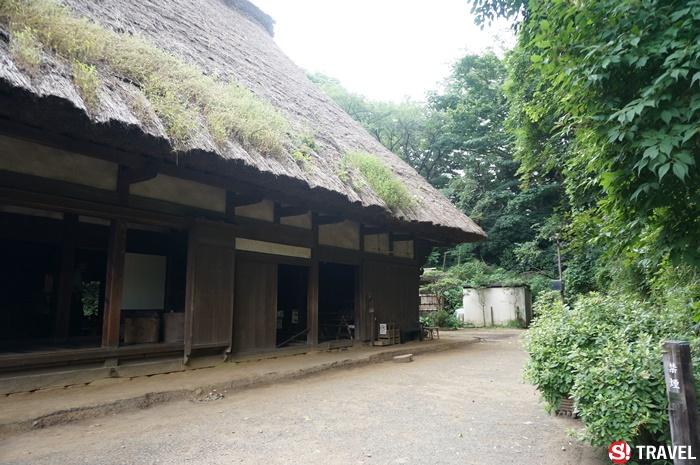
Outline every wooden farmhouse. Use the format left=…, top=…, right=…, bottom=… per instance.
left=0, top=0, right=484, bottom=380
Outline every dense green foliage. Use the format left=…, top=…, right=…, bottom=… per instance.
left=419, top=310, right=464, bottom=330
left=474, top=0, right=700, bottom=270
left=526, top=282, right=698, bottom=447
left=465, top=0, right=700, bottom=453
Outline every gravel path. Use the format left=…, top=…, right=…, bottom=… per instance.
left=0, top=331, right=604, bottom=465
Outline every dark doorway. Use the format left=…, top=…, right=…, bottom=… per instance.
left=276, top=264, right=309, bottom=347
left=0, top=209, right=109, bottom=352
left=318, top=263, right=356, bottom=343
left=0, top=239, right=61, bottom=347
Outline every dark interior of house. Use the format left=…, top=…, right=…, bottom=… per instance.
left=318, top=262, right=356, bottom=342
left=0, top=209, right=109, bottom=352
left=0, top=208, right=189, bottom=352
left=276, top=264, right=308, bottom=347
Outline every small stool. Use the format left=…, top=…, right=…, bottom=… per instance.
left=422, top=325, right=440, bottom=340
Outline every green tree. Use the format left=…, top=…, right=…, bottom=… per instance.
left=434, top=53, right=562, bottom=273
left=310, top=57, right=563, bottom=278
left=472, top=0, right=700, bottom=271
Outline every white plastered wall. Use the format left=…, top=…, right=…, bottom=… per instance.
left=364, top=233, right=390, bottom=255
left=280, top=212, right=311, bottom=229
left=235, top=238, right=311, bottom=259
left=0, top=135, right=118, bottom=190
left=235, top=199, right=275, bottom=222
left=130, top=174, right=226, bottom=213
left=319, top=220, right=360, bottom=249
left=461, top=287, right=530, bottom=327
left=392, top=240, right=414, bottom=259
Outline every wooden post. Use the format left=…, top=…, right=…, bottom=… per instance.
left=225, top=191, right=236, bottom=223
left=663, top=341, right=700, bottom=464
left=54, top=213, right=78, bottom=340
left=357, top=224, right=365, bottom=341
left=101, top=219, right=127, bottom=347
left=555, top=237, right=564, bottom=301
left=307, top=213, right=319, bottom=345
left=368, top=295, right=375, bottom=345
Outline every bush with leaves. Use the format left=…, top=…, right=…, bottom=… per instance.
left=420, top=310, right=463, bottom=330
left=420, top=273, right=463, bottom=312
left=525, top=290, right=696, bottom=447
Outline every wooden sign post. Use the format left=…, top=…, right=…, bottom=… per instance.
left=663, top=341, right=700, bottom=465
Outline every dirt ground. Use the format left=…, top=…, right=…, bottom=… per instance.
left=0, top=331, right=605, bottom=465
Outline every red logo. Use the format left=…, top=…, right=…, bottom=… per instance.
left=608, top=441, right=631, bottom=464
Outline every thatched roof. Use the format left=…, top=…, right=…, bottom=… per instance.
left=0, top=0, right=485, bottom=244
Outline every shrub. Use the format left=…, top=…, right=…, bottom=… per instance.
left=342, top=151, right=415, bottom=211
left=420, top=310, right=462, bottom=329
left=528, top=274, right=552, bottom=303
left=420, top=274, right=463, bottom=312
left=525, top=291, right=695, bottom=447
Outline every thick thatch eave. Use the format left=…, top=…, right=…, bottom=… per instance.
left=0, top=0, right=486, bottom=244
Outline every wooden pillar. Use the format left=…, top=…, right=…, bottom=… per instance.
left=663, top=341, right=700, bottom=464
left=307, top=213, right=319, bottom=345
left=357, top=224, right=365, bottom=341
left=101, top=219, right=127, bottom=347
left=54, top=213, right=78, bottom=339
left=225, top=191, right=236, bottom=223
left=273, top=201, right=281, bottom=224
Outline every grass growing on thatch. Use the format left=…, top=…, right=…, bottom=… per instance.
left=9, top=26, right=42, bottom=71
left=71, top=60, right=99, bottom=110
left=342, top=151, right=415, bottom=211
left=0, top=0, right=288, bottom=153
left=291, top=134, right=317, bottom=169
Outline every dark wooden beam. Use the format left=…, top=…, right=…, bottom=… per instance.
left=273, top=201, right=281, bottom=224
left=0, top=186, right=187, bottom=230
left=317, top=245, right=362, bottom=266
left=307, top=213, right=319, bottom=345
left=0, top=119, right=480, bottom=245
left=119, top=161, right=158, bottom=184
left=117, top=164, right=158, bottom=204
left=102, top=219, right=127, bottom=348
left=233, top=216, right=313, bottom=248
left=358, top=224, right=365, bottom=252
left=392, top=233, right=413, bottom=242
left=54, top=213, right=78, bottom=339
left=225, top=191, right=236, bottom=223
left=228, top=193, right=264, bottom=208
left=0, top=169, right=117, bottom=206
left=316, top=215, right=344, bottom=226
left=0, top=342, right=184, bottom=372
left=277, top=205, right=308, bottom=218
left=363, top=226, right=391, bottom=235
